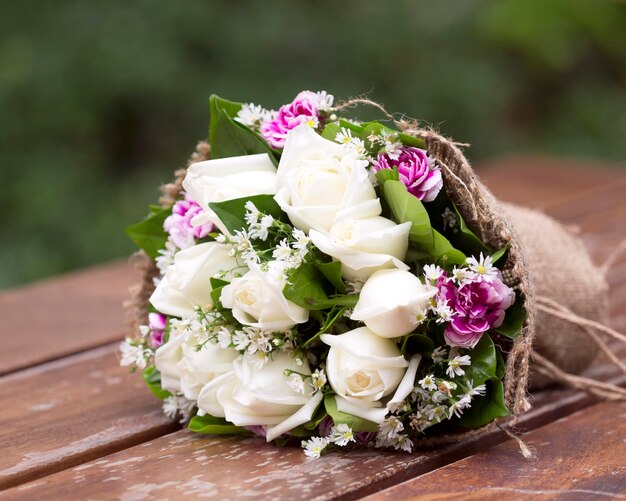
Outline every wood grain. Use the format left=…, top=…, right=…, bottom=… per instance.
left=0, top=345, right=177, bottom=490
left=362, top=401, right=626, bottom=501
left=0, top=260, right=138, bottom=376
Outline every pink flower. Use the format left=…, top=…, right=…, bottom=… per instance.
left=437, top=273, right=515, bottom=348
left=148, top=312, right=167, bottom=348
left=373, top=147, right=443, bottom=202
left=163, top=196, right=213, bottom=249
left=260, top=91, right=324, bottom=149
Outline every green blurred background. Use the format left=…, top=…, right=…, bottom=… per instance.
left=1, top=0, right=625, bottom=289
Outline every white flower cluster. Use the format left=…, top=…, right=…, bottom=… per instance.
left=119, top=338, right=151, bottom=369
left=375, top=416, right=413, bottom=452
left=367, top=128, right=403, bottom=160
left=235, top=103, right=275, bottom=129
left=334, top=128, right=368, bottom=160
left=162, top=394, right=196, bottom=424
left=285, top=368, right=327, bottom=395
left=301, top=423, right=355, bottom=458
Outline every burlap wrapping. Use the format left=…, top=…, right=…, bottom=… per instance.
left=126, top=127, right=612, bottom=446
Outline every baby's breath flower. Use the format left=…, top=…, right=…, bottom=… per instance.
left=446, top=354, right=471, bottom=378
left=310, top=369, right=327, bottom=393
left=378, top=416, right=404, bottom=440
left=423, top=264, right=444, bottom=283
left=235, top=103, right=274, bottom=129
left=302, top=436, right=329, bottom=458
left=330, top=423, right=355, bottom=447
left=465, top=379, right=487, bottom=397
left=466, top=253, right=499, bottom=282
left=451, top=266, right=477, bottom=286
left=418, top=374, right=437, bottom=391
left=441, top=207, right=457, bottom=230
left=431, top=346, right=447, bottom=364
left=287, top=373, right=306, bottom=394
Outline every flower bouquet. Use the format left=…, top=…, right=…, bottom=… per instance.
left=121, top=91, right=619, bottom=457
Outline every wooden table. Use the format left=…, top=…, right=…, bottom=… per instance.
left=1, top=156, right=625, bottom=500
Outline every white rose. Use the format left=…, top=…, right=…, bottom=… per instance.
left=310, top=216, right=412, bottom=281
left=155, top=333, right=238, bottom=400
left=197, top=352, right=324, bottom=442
left=320, top=327, right=409, bottom=423
left=220, top=268, right=308, bottom=331
left=351, top=269, right=438, bottom=338
left=150, top=242, right=243, bottom=318
left=274, top=124, right=379, bottom=233
left=182, top=153, right=278, bottom=233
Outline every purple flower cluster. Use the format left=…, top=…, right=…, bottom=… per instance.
left=373, top=147, right=443, bottom=202
left=163, top=196, right=213, bottom=250
left=148, top=313, right=167, bottom=348
left=260, top=91, right=325, bottom=149
left=437, top=272, right=515, bottom=348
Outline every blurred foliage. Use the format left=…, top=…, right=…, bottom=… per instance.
left=0, top=0, right=624, bottom=289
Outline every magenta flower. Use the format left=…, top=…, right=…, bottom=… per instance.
left=437, top=273, right=515, bottom=348
left=148, top=312, right=167, bottom=348
left=373, top=147, right=443, bottom=202
left=163, top=196, right=213, bottom=250
left=260, top=91, right=325, bottom=149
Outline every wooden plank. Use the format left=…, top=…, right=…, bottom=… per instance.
left=0, top=345, right=177, bottom=490
left=0, top=260, right=139, bottom=376
left=361, top=401, right=626, bottom=501
left=477, top=155, right=625, bottom=210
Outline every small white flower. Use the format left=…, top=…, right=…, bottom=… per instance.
left=304, top=115, right=320, bottom=129
left=419, top=374, right=437, bottom=391
left=314, top=91, right=334, bottom=112
left=302, top=436, right=329, bottom=458
left=409, top=412, right=430, bottom=432
left=217, top=327, right=232, bottom=349
left=432, top=298, right=455, bottom=324
left=387, top=400, right=408, bottom=414
left=392, top=434, right=413, bottom=452
left=119, top=338, right=148, bottom=369
left=162, top=395, right=196, bottom=424
left=139, top=325, right=151, bottom=337
left=437, top=380, right=456, bottom=395
left=431, top=346, right=447, bottom=364
left=273, top=239, right=293, bottom=261
left=235, top=103, right=274, bottom=128
left=446, top=354, right=471, bottom=378
left=451, top=266, right=477, bottom=286
left=423, top=264, right=444, bottom=283
left=424, top=404, right=447, bottom=423
left=330, top=423, right=355, bottom=447
left=244, top=201, right=260, bottom=226
left=155, top=239, right=177, bottom=275
left=458, top=394, right=473, bottom=409
left=335, top=128, right=354, bottom=145
left=287, top=373, right=306, bottom=394
left=441, top=207, right=457, bottom=230
left=466, top=253, right=499, bottom=282
left=465, top=379, right=487, bottom=397
left=310, top=369, right=327, bottom=393
left=378, top=416, right=404, bottom=440
left=232, top=330, right=251, bottom=351
left=448, top=400, right=465, bottom=419
left=292, top=228, right=310, bottom=251
left=431, top=390, right=449, bottom=404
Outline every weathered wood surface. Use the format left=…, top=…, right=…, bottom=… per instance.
left=0, top=345, right=177, bottom=490
left=0, top=261, right=138, bottom=376
left=0, top=158, right=624, bottom=499
left=363, top=401, right=626, bottom=501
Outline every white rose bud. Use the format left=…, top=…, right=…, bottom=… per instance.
left=197, top=352, right=324, bottom=442
left=182, top=153, right=278, bottom=233
left=320, top=327, right=409, bottom=423
left=310, top=216, right=411, bottom=281
left=155, top=332, right=238, bottom=400
left=274, top=124, right=379, bottom=233
left=150, top=242, right=243, bottom=319
left=220, top=268, right=308, bottom=332
left=351, top=269, right=437, bottom=338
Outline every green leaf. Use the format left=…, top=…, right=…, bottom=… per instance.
left=301, top=294, right=359, bottom=311
left=283, top=263, right=329, bottom=309
left=450, top=202, right=489, bottom=256
left=209, top=94, right=276, bottom=160
left=125, top=207, right=170, bottom=259
left=320, top=122, right=343, bottom=142
left=400, top=333, right=435, bottom=356
left=188, top=414, right=248, bottom=435
left=324, top=394, right=379, bottom=432
left=462, top=335, right=498, bottom=387
left=491, top=244, right=509, bottom=264
left=337, top=119, right=365, bottom=135
left=315, top=261, right=346, bottom=294
left=375, top=166, right=399, bottom=185
left=383, top=180, right=434, bottom=248
left=431, top=229, right=467, bottom=266
left=142, top=367, right=171, bottom=400
left=398, top=131, right=426, bottom=149
left=458, top=380, right=509, bottom=428
left=209, top=194, right=286, bottom=234
left=494, top=295, right=526, bottom=339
